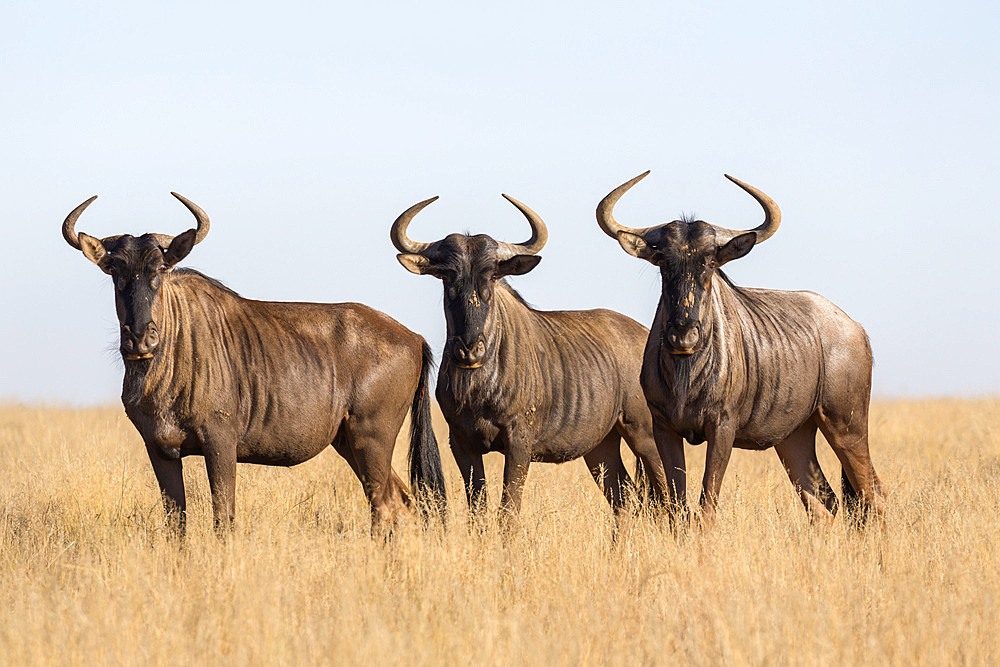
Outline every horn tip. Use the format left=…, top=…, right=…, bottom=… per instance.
left=629, top=170, right=651, bottom=185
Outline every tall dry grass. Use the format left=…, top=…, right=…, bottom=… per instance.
left=1, top=399, right=998, bottom=665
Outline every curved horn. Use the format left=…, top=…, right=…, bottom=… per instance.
left=496, top=194, right=548, bottom=259
left=711, top=175, right=781, bottom=245
left=596, top=171, right=651, bottom=239
left=62, top=196, right=98, bottom=250
left=171, top=192, right=210, bottom=244
left=390, top=197, right=438, bottom=254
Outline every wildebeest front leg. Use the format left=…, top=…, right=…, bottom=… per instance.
left=144, top=442, right=186, bottom=533
left=450, top=436, right=487, bottom=516
left=202, top=431, right=237, bottom=534
left=498, top=428, right=531, bottom=527
left=653, top=423, right=687, bottom=519
left=700, top=422, right=735, bottom=526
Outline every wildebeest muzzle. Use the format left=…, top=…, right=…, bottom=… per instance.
left=121, top=322, right=159, bottom=360
left=665, top=321, right=700, bottom=355
left=451, top=335, right=487, bottom=369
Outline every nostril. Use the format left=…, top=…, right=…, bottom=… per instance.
left=140, top=332, right=159, bottom=351
left=681, top=328, right=699, bottom=348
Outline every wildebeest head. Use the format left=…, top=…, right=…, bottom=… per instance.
left=597, top=172, right=780, bottom=354
left=62, top=194, right=210, bottom=361
left=391, top=195, right=547, bottom=369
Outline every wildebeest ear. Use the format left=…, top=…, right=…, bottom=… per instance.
left=397, top=253, right=435, bottom=275
left=617, top=232, right=654, bottom=262
left=78, top=233, right=111, bottom=273
left=716, top=232, right=756, bottom=266
left=496, top=255, right=541, bottom=277
left=163, top=228, right=197, bottom=267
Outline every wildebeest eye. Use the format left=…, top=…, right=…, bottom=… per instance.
left=157, top=264, right=169, bottom=273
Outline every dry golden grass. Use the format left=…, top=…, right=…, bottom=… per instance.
left=1, top=399, right=998, bottom=665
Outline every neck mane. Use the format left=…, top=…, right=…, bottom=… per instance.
left=122, top=269, right=240, bottom=412
left=655, top=270, right=746, bottom=415
left=438, top=280, right=539, bottom=411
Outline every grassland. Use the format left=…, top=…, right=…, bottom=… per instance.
left=1, top=399, right=998, bottom=665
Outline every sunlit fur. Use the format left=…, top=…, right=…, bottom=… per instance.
left=406, top=233, right=671, bottom=518
left=73, top=232, right=446, bottom=533
left=624, top=219, right=884, bottom=524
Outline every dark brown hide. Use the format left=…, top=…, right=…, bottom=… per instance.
left=64, top=197, right=445, bottom=533
left=393, top=199, right=670, bottom=520
left=598, top=174, right=884, bottom=525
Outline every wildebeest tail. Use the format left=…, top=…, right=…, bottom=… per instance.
left=409, top=341, right=447, bottom=515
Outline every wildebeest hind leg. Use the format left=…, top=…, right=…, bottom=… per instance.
left=342, top=418, right=410, bottom=535
left=773, top=423, right=837, bottom=523
left=817, top=416, right=884, bottom=527
left=332, top=433, right=413, bottom=511
left=583, top=433, right=632, bottom=513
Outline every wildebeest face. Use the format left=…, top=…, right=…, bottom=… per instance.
left=391, top=193, right=548, bottom=369
left=618, top=222, right=755, bottom=354
left=398, top=234, right=540, bottom=368
left=62, top=192, right=210, bottom=362
left=78, top=230, right=197, bottom=361
left=596, top=172, right=780, bottom=354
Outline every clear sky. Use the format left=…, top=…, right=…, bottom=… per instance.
left=2, top=1, right=998, bottom=404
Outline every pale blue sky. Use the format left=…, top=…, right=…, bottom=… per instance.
left=2, top=1, right=998, bottom=403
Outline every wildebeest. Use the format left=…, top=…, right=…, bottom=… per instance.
left=62, top=194, right=446, bottom=533
left=391, top=194, right=669, bottom=521
left=596, top=172, right=884, bottom=525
